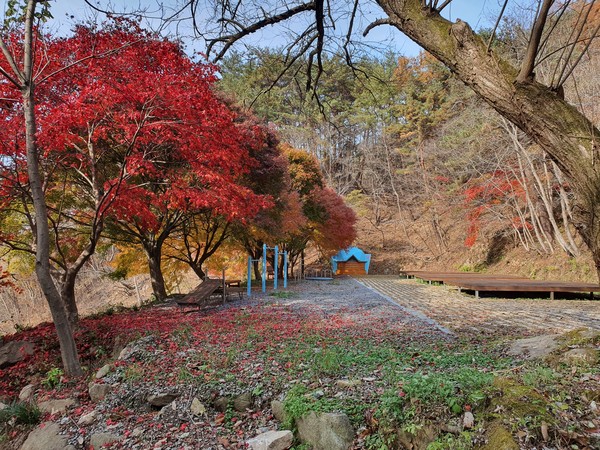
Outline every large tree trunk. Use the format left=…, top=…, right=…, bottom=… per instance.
left=252, top=260, right=261, bottom=281
left=60, top=273, right=79, bottom=328
left=20, top=1, right=82, bottom=376
left=378, top=0, right=600, bottom=280
left=145, top=244, right=168, bottom=301
left=244, top=246, right=262, bottom=280
left=189, top=263, right=206, bottom=280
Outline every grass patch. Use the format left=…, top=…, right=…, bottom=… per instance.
left=0, top=402, right=41, bottom=426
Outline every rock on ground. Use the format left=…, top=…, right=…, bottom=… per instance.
left=296, top=412, right=354, bottom=450
left=481, top=422, right=519, bottom=450
left=89, top=432, right=122, bottom=448
left=18, top=384, right=35, bottom=402
left=190, top=397, right=206, bottom=416
left=271, top=400, right=286, bottom=423
left=234, top=392, right=253, bottom=412
left=0, top=340, right=34, bottom=369
left=507, top=335, right=560, bottom=359
left=38, top=398, right=76, bottom=415
left=77, top=410, right=99, bottom=426
left=247, top=430, right=293, bottom=450
left=89, top=382, right=112, bottom=402
left=147, top=392, right=180, bottom=407
left=20, top=422, right=68, bottom=450
left=95, top=364, right=112, bottom=379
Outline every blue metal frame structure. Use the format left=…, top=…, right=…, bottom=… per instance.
left=247, top=244, right=288, bottom=297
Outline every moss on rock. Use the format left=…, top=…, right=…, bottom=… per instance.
left=558, top=328, right=600, bottom=347
left=479, top=421, right=519, bottom=450
left=545, top=328, right=600, bottom=368
left=491, top=378, right=552, bottom=423
left=560, top=348, right=599, bottom=366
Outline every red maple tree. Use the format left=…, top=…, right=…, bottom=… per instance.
left=0, top=21, right=271, bottom=322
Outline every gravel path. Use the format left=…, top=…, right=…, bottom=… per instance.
left=355, top=275, right=600, bottom=334
left=244, top=276, right=453, bottom=336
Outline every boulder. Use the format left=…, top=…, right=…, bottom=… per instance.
left=561, top=348, right=599, bottom=366
left=213, top=396, right=230, bottom=412
left=271, top=400, right=287, bottom=423
left=296, top=411, right=354, bottom=450
left=77, top=410, right=99, bottom=426
left=18, top=384, right=35, bottom=402
left=89, top=383, right=112, bottom=403
left=20, top=422, right=67, bottom=450
left=147, top=392, right=180, bottom=407
left=0, top=340, right=34, bottom=369
left=233, top=392, right=253, bottom=412
left=118, top=342, right=136, bottom=360
left=89, top=432, right=121, bottom=448
left=247, top=430, right=294, bottom=450
left=507, top=335, right=560, bottom=359
left=38, top=398, right=76, bottom=415
left=95, top=364, right=112, bottom=379
left=118, top=335, right=155, bottom=361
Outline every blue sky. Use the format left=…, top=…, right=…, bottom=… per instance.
left=2, top=0, right=503, bottom=58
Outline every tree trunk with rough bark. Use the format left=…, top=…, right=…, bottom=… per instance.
left=189, top=263, right=207, bottom=280
left=60, top=273, right=79, bottom=328
left=377, top=0, right=600, bottom=280
left=18, top=0, right=82, bottom=376
left=145, top=243, right=168, bottom=301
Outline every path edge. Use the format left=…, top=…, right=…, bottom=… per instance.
left=352, top=277, right=454, bottom=336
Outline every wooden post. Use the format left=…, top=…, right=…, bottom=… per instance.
left=222, top=269, right=226, bottom=304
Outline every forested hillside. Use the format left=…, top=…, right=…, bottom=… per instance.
left=217, top=11, right=600, bottom=282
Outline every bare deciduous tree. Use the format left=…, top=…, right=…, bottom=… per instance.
left=178, top=0, right=600, bottom=278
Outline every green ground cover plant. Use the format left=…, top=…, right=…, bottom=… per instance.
left=0, top=289, right=597, bottom=449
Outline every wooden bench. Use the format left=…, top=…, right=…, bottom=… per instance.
left=176, top=279, right=221, bottom=306
left=177, top=278, right=246, bottom=308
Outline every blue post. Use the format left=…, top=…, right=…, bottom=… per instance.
left=247, top=256, right=252, bottom=298
left=262, top=243, right=267, bottom=293
left=274, top=246, right=279, bottom=290
left=283, top=251, right=288, bottom=288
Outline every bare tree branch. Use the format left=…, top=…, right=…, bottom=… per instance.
left=207, top=2, right=317, bottom=61
left=436, top=0, right=454, bottom=13
left=0, top=36, right=24, bottom=85
left=363, top=18, right=392, bottom=37
left=555, top=2, right=600, bottom=88
left=487, top=0, right=509, bottom=52
left=517, top=0, right=554, bottom=83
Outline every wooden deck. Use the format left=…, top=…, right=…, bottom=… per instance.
left=401, top=270, right=600, bottom=300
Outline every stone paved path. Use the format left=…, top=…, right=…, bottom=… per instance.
left=355, top=276, right=600, bottom=334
